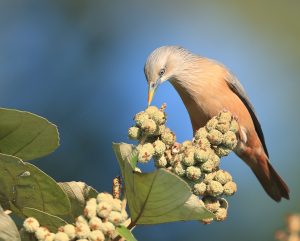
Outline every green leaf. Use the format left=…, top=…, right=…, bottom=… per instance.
left=112, top=143, right=214, bottom=225
left=19, top=229, right=37, bottom=241
left=116, top=226, right=137, bottom=241
left=0, top=206, right=21, bottom=241
left=0, top=108, right=59, bottom=161
left=58, top=181, right=98, bottom=218
left=22, top=207, right=67, bottom=232
left=0, top=154, right=72, bottom=222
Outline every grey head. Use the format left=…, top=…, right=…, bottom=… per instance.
left=144, top=45, right=195, bottom=105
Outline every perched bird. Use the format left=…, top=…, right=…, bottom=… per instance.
left=144, top=46, right=289, bottom=202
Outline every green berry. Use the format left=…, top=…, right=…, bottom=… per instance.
left=207, top=180, right=224, bottom=196
left=194, top=182, right=207, bottom=196
left=181, top=140, right=193, bottom=152
left=206, top=117, right=219, bottom=131
left=173, top=162, right=186, bottom=176
left=215, top=208, right=227, bottom=221
left=207, top=129, right=223, bottom=145
left=155, top=125, right=166, bottom=135
left=137, top=143, right=155, bottom=163
left=128, top=126, right=141, bottom=140
left=194, top=148, right=210, bottom=163
left=145, top=106, right=159, bottom=116
left=216, top=121, right=230, bottom=134
left=155, top=155, right=168, bottom=168
left=214, top=170, right=232, bottom=184
left=151, top=110, right=166, bottom=125
left=141, top=119, right=157, bottom=135
left=218, top=111, right=232, bottom=123
left=182, top=147, right=196, bottom=166
left=134, top=111, right=149, bottom=127
left=194, top=128, right=208, bottom=139
left=223, top=181, right=237, bottom=196
left=201, top=159, right=216, bottom=173
left=186, top=166, right=202, bottom=181
left=214, top=145, right=232, bottom=157
left=222, top=131, right=238, bottom=149
left=161, top=129, right=176, bottom=146
left=202, top=196, right=220, bottom=212
left=153, top=139, right=166, bottom=156
left=194, top=137, right=211, bottom=149
left=203, top=172, right=217, bottom=183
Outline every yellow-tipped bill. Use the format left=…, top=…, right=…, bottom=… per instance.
left=148, top=88, right=155, bottom=106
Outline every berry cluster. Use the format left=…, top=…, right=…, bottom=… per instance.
left=128, top=104, right=239, bottom=223
left=23, top=192, right=129, bottom=241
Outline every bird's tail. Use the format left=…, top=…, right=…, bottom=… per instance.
left=247, top=153, right=290, bottom=202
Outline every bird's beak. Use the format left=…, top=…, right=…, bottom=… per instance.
left=148, top=79, right=161, bottom=106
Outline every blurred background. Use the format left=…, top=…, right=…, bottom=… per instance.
left=0, top=1, right=299, bottom=240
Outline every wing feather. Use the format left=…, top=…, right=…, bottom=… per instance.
left=225, top=74, right=269, bottom=157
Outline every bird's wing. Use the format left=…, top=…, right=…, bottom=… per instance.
left=225, top=73, right=269, bottom=157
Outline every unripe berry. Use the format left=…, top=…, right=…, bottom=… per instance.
left=216, top=121, right=230, bottom=134
left=54, top=232, right=70, bottom=241
left=141, top=119, right=157, bottom=135
left=128, top=126, right=141, bottom=140
left=203, top=196, right=220, bottom=212
left=96, top=202, right=112, bottom=218
left=97, top=193, right=113, bottom=203
left=35, top=226, right=50, bottom=240
left=153, top=139, right=166, bottom=156
left=205, top=117, right=219, bottom=131
left=89, top=230, right=105, bottom=241
left=194, top=137, right=211, bottom=149
left=222, top=131, right=238, bottom=149
left=111, top=199, right=122, bottom=212
left=201, top=159, right=216, bottom=173
left=134, top=111, right=149, bottom=127
left=207, top=129, right=223, bottom=145
left=218, top=111, right=232, bottom=123
left=186, top=166, right=202, bottom=181
left=108, top=211, right=124, bottom=226
left=194, top=148, right=210, bottom=163
left=207, top=180, right=224, bottom=197
left=182, top=147, right=196, bottom=166
left=173, top=162, right=186, bottom=177
left=193, top=182, right=207, bottom=196
left=161, top=129, right=176, bottom=146
left=137, top=143, right=155, bottom=163
left=214, top=145, right=231, bottom=157
left=214, top=170, right=232, bottom=185
left=155, top=155, right=168, bottom=168
left=99, top=222, right=115, bottom=237
left=60, top=224, right=76, bottom=239
left=203, top=172, right=217, bottom=183
left=151, top=110, right=166, bottom=125
left=89, top=217, right=102, bottom=230
left=23, top=217, right=40, bottom=233
left=75, top=223, right=90, bottom=239
left=223, top=181, right=237, bottom=196
left=215, top=208, right=227, bottom=221
left=145, top=106, right=159, bottom=117
left=194, top=128, right=208, bottom=139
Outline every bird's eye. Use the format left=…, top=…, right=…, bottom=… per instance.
left=159, top=68, right=165, bottom=76
left=151, top=82, right=155, bottom=88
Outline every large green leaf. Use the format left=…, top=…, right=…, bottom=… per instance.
left=0, top=154, right=72, bottom=222
left=112, top=143, right=214, bottom=225
left=0, top=206, right=21, bottom=241
left=58, top=181, right=98, bottom=218
left=0, top=108, right=59, bottom=161
left=116, top=226, right=137, bottom=241
left=22, top=207, right=67, bottom=232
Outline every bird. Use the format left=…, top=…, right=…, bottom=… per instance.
left=144, top=45, right=289, bottom=202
